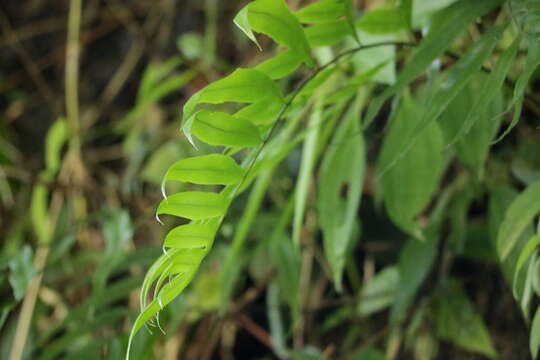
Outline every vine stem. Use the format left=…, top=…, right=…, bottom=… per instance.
left=233, top=41, right=416, bottom=197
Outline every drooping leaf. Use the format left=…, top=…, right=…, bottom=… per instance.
left=190, top=110, right=262, bottom=147
left=363, top=0, right=504, bottom=128
left=497, top=180, right=540, bottom=260
left=495, top=39, right=540, bottom=142
left=165, top=154, right=243, bottom=186
left=448, top=36, right=519, bottom=146
left=382, top=23, right=505, bottom=176
left=378, top=91, right=444, bottom=238
left=488, top=184, right=534, bottom=312
left=182, top=68, right=283, bottom=124
left=438, top=74, right=503, bottom=174
left=432, top=282, right=497, bottom=358
left=233, top=6, right=261, bottom=50
left=236, top=0, right=314, bottom=68
left=356, top=7, right=408, bottom=34
left=157, top=191, right=229, bottom=220
left=317, top=104, right=364, bottom=289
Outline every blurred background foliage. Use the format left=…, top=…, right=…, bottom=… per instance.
left=0, top=0, right=539, bottom=359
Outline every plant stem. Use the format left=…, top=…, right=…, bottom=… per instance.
left=66, top=0, right=82, bottom=155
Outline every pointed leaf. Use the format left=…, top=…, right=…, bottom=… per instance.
left=245, top=0, right=314, bottom=67
left=433, top=282, right=497, bottom=358
left=378, top=92, right=444, bottom=238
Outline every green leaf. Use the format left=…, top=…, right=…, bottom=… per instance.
left=448, top=36, right=519, bottom=147
left=390, top=234, right=437, bottom=323
left=357, top=266, right=398, bottom=316
left=8, top=245, right=36, bottom=301
left=514, top=235, right=539, bottom=288
left=182, top=68, right=283, bottom=122
left=531, top=306, right=540, bottom=358
left=239, top=0, right=314, bottom=67
left=356, top=7, right=408, bottom=34
left=411, top=0, right=457, bottom=28
left=191, top=110, right=262, bottom=147
left=495, top=39, right=540, bottom=142
left=377, top=91, right=444, bottom=238
left=304, top=20, right=350, bottom=47
left=510, top=0, right=540, bottom=39
left=164, top=223, right=217, bottom=250
left=157, top=191, right=229, bottom=220
left=497, top=180, right=540, bottom=260
left=363, top=0, right=504, bottom=128
left=256, top=50, right=305, bottom=79
left=234, top=99, right=283, bottom=125
left=233, top=6, right=261, bottom=50
left=432, top=282, right=497, bottom=358
left=165, top=154, right=243, bottom=186
left=317, top=106, right=364, bottom=289
left=127, top=269, right=198, bottom=360
left=45, top=118, right=67, bottom=177
left=438, top=74, right=503, bottom=173
left=339, top=0, right=361, bottom=44
left=382, top=23, right=505, bottom=178
left=296, top=0, right=345, bottom=23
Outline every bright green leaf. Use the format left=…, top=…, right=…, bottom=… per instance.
left=356, top=7, right=408, bottom=34
left=157, top=191, right=229, bottom=220
left=165, top=154, right=243, bottom=186
left=191, top=110, right=262, bottom=147
left=296, top=0, right=345, bottom=23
